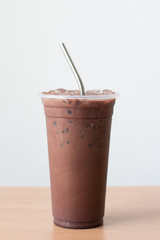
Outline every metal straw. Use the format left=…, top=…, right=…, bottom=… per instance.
left=60, top=43, right=85, bottom=95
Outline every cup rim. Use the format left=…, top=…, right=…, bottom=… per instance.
left=40, top=92, right=119, bottom=100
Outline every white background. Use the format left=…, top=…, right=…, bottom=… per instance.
left=0, top=0, right=160, bottom=186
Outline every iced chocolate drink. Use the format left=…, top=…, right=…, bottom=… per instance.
left=41, top=89, right=117, bottom=229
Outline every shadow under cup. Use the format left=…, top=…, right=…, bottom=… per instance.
left=41, top=93, right=117, bottom=229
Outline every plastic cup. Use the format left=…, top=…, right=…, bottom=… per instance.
left=41, top=92, right=118, bottom=229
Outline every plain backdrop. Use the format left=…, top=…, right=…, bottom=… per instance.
left=0, top=0, right=160, bottom=186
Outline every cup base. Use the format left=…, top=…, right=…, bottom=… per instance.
left=54, top=218, right=103, bottom=229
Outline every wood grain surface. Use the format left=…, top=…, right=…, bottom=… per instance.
left=0, top=187, right=160, bottom=240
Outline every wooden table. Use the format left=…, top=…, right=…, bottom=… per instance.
left=0, top=187, right=160, bottom=240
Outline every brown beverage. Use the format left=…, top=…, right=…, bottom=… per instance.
left=41, top=89, right=117, bottom=229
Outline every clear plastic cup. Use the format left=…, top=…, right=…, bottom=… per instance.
left=41, top=91, right=118, bottom=229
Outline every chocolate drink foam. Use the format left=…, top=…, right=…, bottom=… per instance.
left=41, top=88, right=117, bottom=228
left=42, top=88, right=115, bottom=96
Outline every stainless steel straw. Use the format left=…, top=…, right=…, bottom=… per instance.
left=60, top=43, right=85, bottom=95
